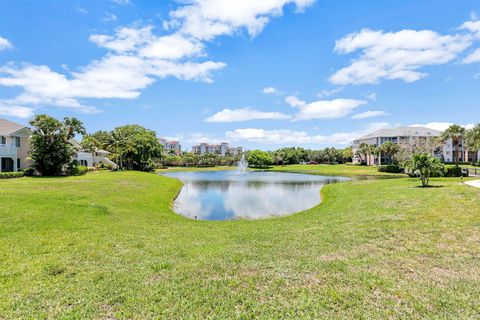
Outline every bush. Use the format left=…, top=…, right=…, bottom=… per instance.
left=444, top=165, right=463, bottom=177
left=71, top=165, right=88, bottom=176
left=0, top=171, right=25, bottom=179
left=23, top=168, right=35, bottom=176
left=377, top=165, right=404, bottom=173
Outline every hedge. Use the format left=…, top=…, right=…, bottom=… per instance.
left=0, top=171, right=25, bottom=179
left=377, top=165, right=404, bottom=173
left=444, top=165, right=463, bottom=177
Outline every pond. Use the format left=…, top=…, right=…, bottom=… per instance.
left=162, top=170, right=351, bottom=220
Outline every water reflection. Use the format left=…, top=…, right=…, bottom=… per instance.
left=162, top=171, right=350, bottom=220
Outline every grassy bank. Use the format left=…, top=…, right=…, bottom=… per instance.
left=266, top=164, right=405, bottom=176
left=1, top=171, right=479, bottom=318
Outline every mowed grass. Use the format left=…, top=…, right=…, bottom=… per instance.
left=1, top=171, right=480, bottom=319
left=266, top=164, right=405, bottom=176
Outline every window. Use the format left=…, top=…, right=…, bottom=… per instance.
left=17, top=159, right=21, bottom=169
left=15, top=137, right=20, bottom=147
left=0, top=136, right=5, bottom=144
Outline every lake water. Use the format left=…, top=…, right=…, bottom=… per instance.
left=162, top=170, right=351, bottom=220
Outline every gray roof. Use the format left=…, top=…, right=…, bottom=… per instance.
left=357, top=126, right=442, bottom=140
left=0, top=118, right=29, bottom=136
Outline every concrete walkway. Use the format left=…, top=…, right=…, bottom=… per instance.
left=464, top=179, right=480, bottom=188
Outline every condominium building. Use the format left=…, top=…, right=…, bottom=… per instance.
left=192, top=142, right=242, bottom=156
left=0, top=118, right=31, bottom=172
left=159, top=138, right=182, bottom=156
left=352, top=126, right=479, bottom=165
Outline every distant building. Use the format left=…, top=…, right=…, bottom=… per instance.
left=70, top=139, right=118, bottom=169
left=352, top=126, right=480, bottom=165
left=159, top=138, right=182, bottom=156
left=0, top=118, right=31, bottom=172
left=192, top=142, right=242, bottom=156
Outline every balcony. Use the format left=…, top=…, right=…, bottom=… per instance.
left=0, top=144, right=17, bottom=158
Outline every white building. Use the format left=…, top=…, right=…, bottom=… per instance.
left=0, top=118, right=31, bottom=172
left=71, top=139, right=118, bottom=169
left=159, top=138, right=181, bottom=156
left=192, top=142, right=242, bottom=156
left=352, top=126, right=479, bottom=165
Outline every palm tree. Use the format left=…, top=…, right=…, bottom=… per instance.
left=442, top=125, right=466, bottom=165
left=379, top=141, right=400, bottom=164
left=465, top=124, right=480, bottom=154
left=407, top=153, right=444, bottom=187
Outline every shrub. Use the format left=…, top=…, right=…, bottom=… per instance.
left=377, top=165, right=404, bottom=173
left=23, top=168, right=35, bottom=176
left=0, top=172, right=25, bottom=179
left=444, top=165, right=462, bottom=177
left=71, top=165, right=88, bottom=176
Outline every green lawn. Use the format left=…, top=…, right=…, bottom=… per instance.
left=1, top=171, right=479, bottom=318
left=266, top=164, right=405, bottom=176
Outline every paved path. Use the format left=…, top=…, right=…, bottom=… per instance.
left=464, top=179, right=480, bottom=188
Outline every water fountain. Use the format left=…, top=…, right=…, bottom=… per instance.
left=237, top=153, right=248, bottom=174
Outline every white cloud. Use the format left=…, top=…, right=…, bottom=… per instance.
left=205, top=108, right=291, bottom=122
left=101, top=13, right=118, bottom=22
left=0, top=103, right=34, bottom=118
left=165, top=0, right=315, bottom=40
left=410, top=122, right=474, bottom=131
left=226, top=122, right=391, bottom=145
left=351, top=110, right=388, bottom=119
left=1, top=1, right=314, bottom=115
left=285, top=95, right=366, bottom=120
left=110, top=0, right=131, bottom=5
left=330, top=27, right=472, bottom=85
left=366, top=92, right=377, bottom=101
left=262, top=86, right=278, bottom=94
left=316, top=87, right=343, bottom=98
left=0, top=36, right=13, bottom=51
left=460, top=20, right=480, bottom=38
left=463, top=48, right=480, bottom=63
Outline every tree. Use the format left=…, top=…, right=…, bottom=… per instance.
left=29, top=114, right=85, bottom=176
left=356, top=143, right=371, bottom=164
left=248, top=150, right=273, bottom=168
left=407, top=153, right=444, bottom=187
left=342, top=147, right=353, bottom=163
left=378, top=141, right=400, bottom=164
left=442, top=124, right=466, bottom=165
left=465, top=123, right=480, bottom=153
left=109, top=125, right=163, bottom=171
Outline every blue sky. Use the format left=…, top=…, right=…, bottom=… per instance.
left=0, top=0, right=479, bottom=150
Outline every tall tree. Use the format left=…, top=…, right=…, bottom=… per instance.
left=465, top=124, right=480, bottom=154
left=248, top=150, right=273, bottom=168
left=378, top=141, right=400, bottom=164
left=442, top=125, right=466, bottom=165
left=29, top=114, right=85, bottom=176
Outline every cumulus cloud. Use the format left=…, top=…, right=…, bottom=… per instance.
left=410, top=122, right=474, bottom=131
left=226, top=122, right=391, bottom=145
left=262, top=86, right=278, bottom=94
left=0, top=36, right=13, bottom=51
left=164, top=0, right=315, bottom=40
left=0, top=1, right=313, bottom=116
left=205, top=107, right=291, bottom=122
left=463, top=48, right=480, bottom=63
left=330, top=26, right=473, bottom=85
left=351, top=110, right=388, bottom=119
left=285, top=95, right=366, bottom=120
left=0, top=104, right=34, bottom=118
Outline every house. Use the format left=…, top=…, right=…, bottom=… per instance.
left=191, top=142, right=242, bottom=156
left=71, top=139, right=118, bottom=169
left=159, top=138, right=182, bottom=156
left=352, top=126, right=480, bottom=165
left=0, top=118, right=31, bottom=172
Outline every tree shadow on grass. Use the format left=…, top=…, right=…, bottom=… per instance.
left=414, top=185, right=445, bottom=188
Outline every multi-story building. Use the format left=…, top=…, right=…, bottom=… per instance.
left=192, top=142, right=242, bottom=156
left=0, top=118, right=31, bottom=172
left=159, top=138, right=182, bottom=156
left=352, top=126, right=479, bottom=165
